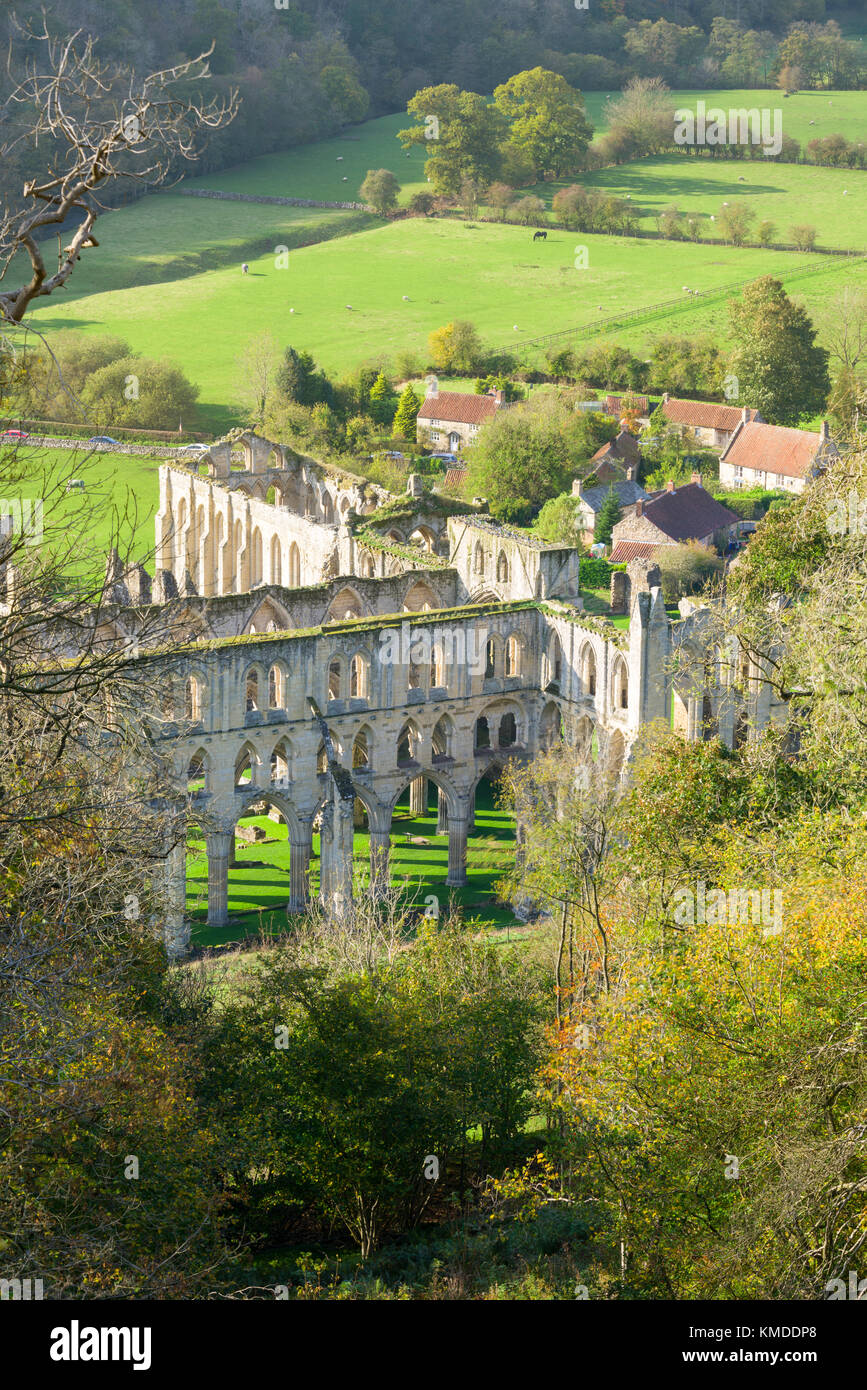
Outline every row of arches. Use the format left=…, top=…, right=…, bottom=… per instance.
left=185, top=695, right=544, bottom=800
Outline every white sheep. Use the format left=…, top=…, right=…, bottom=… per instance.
left=337, top=156, right=343, bottom=161
left=402, top=295, right=410, bottom=301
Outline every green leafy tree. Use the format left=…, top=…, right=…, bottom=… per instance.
left=428, top=320, right=484, bottom=375
left=465, top=394, right=614, bottom=523
left=718, top=201, right=755, bottom=247
left=359, top=168, right=401, bottom=215
left=399, top=85, right=508, bottom=197
left=276, top=346, right=333, bottom=407
left=492, top=68, right=593, bottom=179
left=595, top=485, right=623, bottom=547
left=392, top=383, right=421, bottom=439
left=81, top=357, right=199, bottom=431
left=729, top=276, right=830, bottom=425
left=368, top=370, right=396, bottom=425
left=320, top=65, right=370, bottom=123
left=534, top=493, right=584, bottom=548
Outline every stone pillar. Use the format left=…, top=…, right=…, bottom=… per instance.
left=437, top=788, right=448, bottom=835
left=319, top=792, right=354, bottom=916
left=369, top=829, right=391, bottom=896
left=288, top=823, right=312, bottom=913
left=163, top=839, right=190, bottom=960
left=410, top=774, right=427, bottom=818
left=205, top=828, right=233, bottom=928
left=446, top=815, right=468, bottom=887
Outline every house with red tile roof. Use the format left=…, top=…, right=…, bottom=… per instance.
left=719, top=419, right=837, bottom=495
left=659, top=396, right=763, bottom=450
left=605, top=394, right=650, bottom=426
left=609, top=476, right=738, bottom=563
left=589, top=427, right=642, bottom=476
left=416, top=381, right=507, bottom=453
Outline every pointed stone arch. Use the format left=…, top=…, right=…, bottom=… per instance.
left=403, top=579, right=439, bottom=612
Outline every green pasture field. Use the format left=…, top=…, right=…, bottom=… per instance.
left=8, top=445, right=161, bottom=574
left=31, top=217, right=864, bottom=429
left=178, top=92, right=867, bottom=207
left=186, top=778, right=518, bottom=949
left=526, top=154, right=867, bottom=250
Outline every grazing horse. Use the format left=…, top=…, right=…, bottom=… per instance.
left=533, top=230, right=547, bottom=241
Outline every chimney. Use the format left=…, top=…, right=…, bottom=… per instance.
left=492, top=389, right=504, bottom=404
left=625, top=465, right=634, bottom=482
left=691, top=472, right=702, bottom=487
left=741, top=407, right=749, bottom=423
left=662, top=392, right=670, bottom=403
left=820, top=419, right=830, bottom=440
left=428, top=375, right=439, bottom=399
left=666, top=479, right=675, bottom=492
left=635, top=499, right=644, bottom=517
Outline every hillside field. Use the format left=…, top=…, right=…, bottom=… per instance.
left=527, top=155, right=867, bottom=250
left=27, top=217, right=865, bottom=429
left=182, top=92, right=867, bottom=207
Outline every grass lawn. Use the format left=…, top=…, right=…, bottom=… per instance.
left=30, top=217, right=857, bottom=427
left=177, top=92, right=867, bottom=206
left=186, top=778, right=519, bottom=949
left=525, top=157, right=867, bottom=252
left=9, top=444, right=161, bottom=576
left=526, top=154, right=867, bottom=251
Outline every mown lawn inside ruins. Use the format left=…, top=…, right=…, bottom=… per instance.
left=186, top=777, right=520, bottom=948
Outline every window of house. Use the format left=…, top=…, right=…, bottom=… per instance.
left=431, top=431, right=441, bottom=442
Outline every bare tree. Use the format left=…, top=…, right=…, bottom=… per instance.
left=235, top=330, right=280, bottom=426
left=0, top=23, right=238, bottom=326
left=819, top=287, right=867, bottom=374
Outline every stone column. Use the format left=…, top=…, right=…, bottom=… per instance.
left=446, top=815, right=469, bottom=887
left=288, top=821, right=312, bottom=913
left=353, top=796, right=366, bottom=828
left=320, top=792, right=354, bottom=916
left=437, top=788, right=448, bottom=835
left=162, top=838, right=190, bottom=960
left=205, top=828, right=233, bottom=928
left=369, top=829, right=391, bottom=896
left=409, top=774, right=427, bottom=818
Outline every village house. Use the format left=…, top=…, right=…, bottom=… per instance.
left=718, top=419, right=837, bottom=495
left=659, top=397, right=763, bottom=451
left=572, top=467, right=648, bottom=546
left=609, top=476, right=739, bottom=563
left=605, top=394, right=651, bottom=428
left=416, top=380, right=507, bottom=453
left=589, top=426, right=642, bottom=477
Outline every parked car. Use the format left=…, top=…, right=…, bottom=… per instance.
left=87, top=435, right=120, bottom=446
left=180, top=442, right=209, bottom=453
left=430, top=452, right=459, bottom=464
left=383, top=450, right=406, bottom=460
left=2, top=429, right=29, bottom=441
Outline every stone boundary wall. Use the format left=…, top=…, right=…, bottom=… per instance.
left=19, top=435, right=206, bottom=459
left=181, top=189, right=370, bottom=212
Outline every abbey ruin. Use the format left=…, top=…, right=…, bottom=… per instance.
left=90, top=432, right=786, bottom=958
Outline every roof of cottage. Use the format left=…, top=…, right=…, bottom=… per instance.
left=720, top=421, right=836, bottom=479
left=417, top=391, right=502, bottom=426
left=578, top=478, right=648, bottom=514
left=661, top=398, right=762, bottom=432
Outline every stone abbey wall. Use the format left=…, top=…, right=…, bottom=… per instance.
left=138, top=432, right=787, bottom=957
